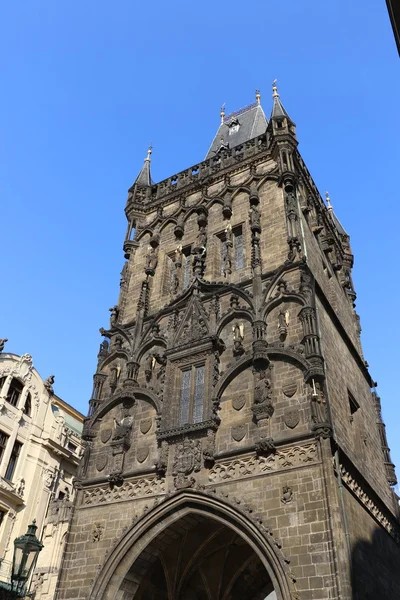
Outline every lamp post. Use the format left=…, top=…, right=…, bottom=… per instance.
left=0, top=520, right=43, bottom=599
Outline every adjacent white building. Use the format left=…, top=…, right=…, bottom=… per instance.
left=0, top=348, right=84, bottom=599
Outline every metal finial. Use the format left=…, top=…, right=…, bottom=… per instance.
left=255, top=89, right=261, bottom=105
left=220, top=103, right=226, bottom=124
left=325, top=191, right=332, bottom=210
left=272, top=79, right=279, bottom=98
left=145, top=144, right=152, bottom=162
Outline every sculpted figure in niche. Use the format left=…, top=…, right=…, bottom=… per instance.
left=311, top=381, right=328, bottom=423
left=232, top=322, right=245, bottom=356
left=249, top=204, right=261, bottom=230
left=254, top=370, right=272, bottom=405
left=193, top=227, right=207, bottom=256
left=145, top=354, right=156, bottom=385
left=146, top=246, right=158, bottom=271
left=113, top=408, right=134, bottom=442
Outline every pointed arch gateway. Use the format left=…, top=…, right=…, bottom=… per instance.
left=89, top=490, right=295, bottom=600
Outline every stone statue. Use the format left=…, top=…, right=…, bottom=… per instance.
left=232, top=323, right=245, bottom=356
left=144, top=354, right=155, bottom=384
left=249, top=204, right=261, bottom=231
left=278, top=309, right=289, bottom=340
left=311, top=381, right=328, bottom=423
left=194, top=227, right=207, bottom=255
left=146, top=246, right=158, bottom=271
left=44, top=375, right=55, bottom=395
left=109, top=305, right=119, bottom=327
left=98, top=340, right=109, bottom=356
left=15, top=477, right=25, bottom=497
left=0, top=338, right=8, bottom=352
left=113, top=411, right=134, bottom=442
left=254, top=370, right=272, bottom=405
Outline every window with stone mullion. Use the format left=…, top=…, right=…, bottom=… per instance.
left=193, top=366, right=205, bottom=423
left=178, top=365, right=206, bottom=425
left=179, top=370, right=192, bottom=425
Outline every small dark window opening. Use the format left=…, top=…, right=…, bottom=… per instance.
left=348, top=391, right=359, bottom=423
left=58, top=491, right=65, bottom=500
left=0, top=430, right=9, bottom=463
left=67, top=442, right=77, bottom=454
left=0, top=377, right=6, bottom=392
left=0, top=510, right=6, bottom=528
left=23, top=393, right=32, bottom=417
left=5, top=441, right=22, bottom=481
left=6, top=379, right=24, bottom=408
left=277, top=121, right=283, bottom=129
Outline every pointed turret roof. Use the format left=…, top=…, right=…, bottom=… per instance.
left=270, top=80, right=292, bottom=121
left=206, top=92, right=268, bottom=159
left=135, top=146, right=154, bottom=187
left=325, top=192, right=348, bottom=237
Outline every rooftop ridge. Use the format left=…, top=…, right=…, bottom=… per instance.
left=223, top=102, right=258, bottom=122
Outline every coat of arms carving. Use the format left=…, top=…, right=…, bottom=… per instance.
left=136, top=446, right=149, bottom=463
left=232, top=396, right=246, bottom=411
left=100, top=428, right=112, bottom=444
left=140, top=419, right=152, bottom=435
left=231, top=424, right=246, bottom=442
left=283, top=408, right=300, bottom=429
left=172, top=438, right=201, bottom=489
left=96, top=454, right=108, bottom=472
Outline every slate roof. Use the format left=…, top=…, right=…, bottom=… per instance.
left=205, top=102, right=268, bottom=159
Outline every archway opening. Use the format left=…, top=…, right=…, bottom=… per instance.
left=118, top=513, right=277, bottom=600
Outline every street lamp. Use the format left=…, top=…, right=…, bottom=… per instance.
left=0, top=520, right=43, bottom=599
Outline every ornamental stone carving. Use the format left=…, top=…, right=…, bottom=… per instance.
left=140, top=418, right=152, bottom=435
left=83, top=477, right=166, bottom=506
left=232, top=396, right=246, bottom=411
left=252, top=368, right=274, bottom=423
left=172, top=438, right=201, bottom=489
left=209, top=443, right=318, bottom=484
left=231, top=424, right=246, bottom=442
left=100, top=429, right=112, bottom=444
left=136, top=446, right=149, bottom=463
left=283, top=408, right=300, bottom=429
left=96, top=454, right=108, bottom=472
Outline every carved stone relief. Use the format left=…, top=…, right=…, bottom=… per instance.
left=232, top=396, right=246, bottom=411
left=136, top=447, right=149, bottom=463
left=101, top=429, right=112, bottom=444
left=231, top=424, right=246, bottom=442
left=283, top=409, right=300, bottom=429
left=140, top=419, right=152, bottom=435
left=172, top=438, right=201, bottom=489
left=96, top=455, right=108, bottom=472
left=83, top=477, right=166, bottom=507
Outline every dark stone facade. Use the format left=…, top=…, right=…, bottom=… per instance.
left=56, top=92, right=400, bottom=600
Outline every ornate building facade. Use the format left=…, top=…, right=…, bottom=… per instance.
left=57, top=87, right=400, bottom=599
left=0, top=345, right=84, bottom=599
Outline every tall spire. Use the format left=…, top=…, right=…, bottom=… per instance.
left=135, top=145, right=153, bottom=187
left=270, top=79, right=291, bottom=120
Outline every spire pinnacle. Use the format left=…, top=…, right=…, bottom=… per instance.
left=255, top=89, right=261, bottom=105
left=272, top=79, right=279, bottom=98
left=325, top=191, right=333, bottom=211
left=220, top=103, right=226, bottom=124
left=134, top=144, right=154, bottom=187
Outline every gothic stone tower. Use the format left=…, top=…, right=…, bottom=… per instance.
left=57, top=87, right=400, bottom=600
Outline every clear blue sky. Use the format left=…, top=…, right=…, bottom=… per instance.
left=1, top=2, right=399, bottom=475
